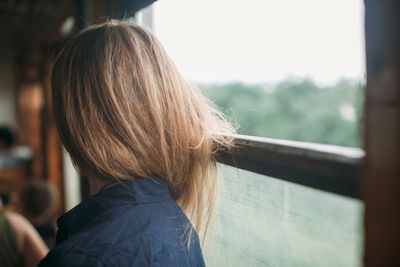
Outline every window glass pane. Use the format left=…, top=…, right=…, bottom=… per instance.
left=154, top=0, right=365, bottom=147
left=205, top=164, right=363, bottom=267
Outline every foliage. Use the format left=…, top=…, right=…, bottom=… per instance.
left=199, top=78, right=364, bottom=147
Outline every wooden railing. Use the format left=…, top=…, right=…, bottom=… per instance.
left=216, top=134, right=364, bottom=199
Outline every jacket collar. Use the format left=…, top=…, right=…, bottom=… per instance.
left=56, top=177, right=171, bottom=245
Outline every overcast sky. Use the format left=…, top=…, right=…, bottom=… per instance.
left=153, top=0, right=364, bottom=85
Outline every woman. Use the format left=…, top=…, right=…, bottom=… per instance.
left=39, top=20, right=234, bottom=266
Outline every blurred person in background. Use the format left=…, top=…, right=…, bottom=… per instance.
left=0, top=126, right=21, bottom=169
left=0, top=126, right=14, bottom=151
left=0, top=126, right=32, bottom=169
left=0, top=197, right=48, bottom=267
left=17, top=180, right=58, bottom=248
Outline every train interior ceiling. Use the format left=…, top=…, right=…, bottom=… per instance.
left=0, top=0, right=399, bottom=266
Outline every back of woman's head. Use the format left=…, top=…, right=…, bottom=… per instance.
left=51, top=20, right=234, bottom=242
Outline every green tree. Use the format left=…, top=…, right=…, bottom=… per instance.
left=199, top=78, right=363, bottom=147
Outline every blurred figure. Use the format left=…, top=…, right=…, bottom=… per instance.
left=0, top=126, right=21, bottom=168
left=0, top=126, right=32, bottom=169
left=18, top=180, right=58, bottom=248
left=0, top=126, right=14, bottom=150
left=0, top=198, right=48, bottom=267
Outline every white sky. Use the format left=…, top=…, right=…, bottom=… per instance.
left=153, top=0, right=365, bottom=84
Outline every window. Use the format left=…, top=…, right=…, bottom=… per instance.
left=153, top=0, right=365, bottom=147
left=208, top=165, right=363, bottom=267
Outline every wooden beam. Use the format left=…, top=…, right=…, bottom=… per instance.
left=364, top=1, right=400, bottom=266
left=217, top=134, right=363, bottom=198
left=42, top=49, right=65, bottom=216
left=16, top=49, right=44, bottom=178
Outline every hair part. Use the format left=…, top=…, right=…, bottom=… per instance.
left=51, top=20, right=234, bottom=246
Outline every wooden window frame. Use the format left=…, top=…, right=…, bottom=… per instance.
left=216, top=134, right=363, bottom=199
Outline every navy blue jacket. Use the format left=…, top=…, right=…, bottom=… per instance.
left=38, top=178, right=205, bottom=267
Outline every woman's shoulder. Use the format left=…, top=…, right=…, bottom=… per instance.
left=103, top=202, right=205, bottom=266
left=40, top=220, right=204, bottom=267
left=94, top=199, right=200, bottom=253
left=40, top=199, right=205, bottom=267
left=41, top=242, right=205, bottom=267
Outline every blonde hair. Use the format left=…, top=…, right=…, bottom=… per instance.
left=51, top=20, right=234, bottom=245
